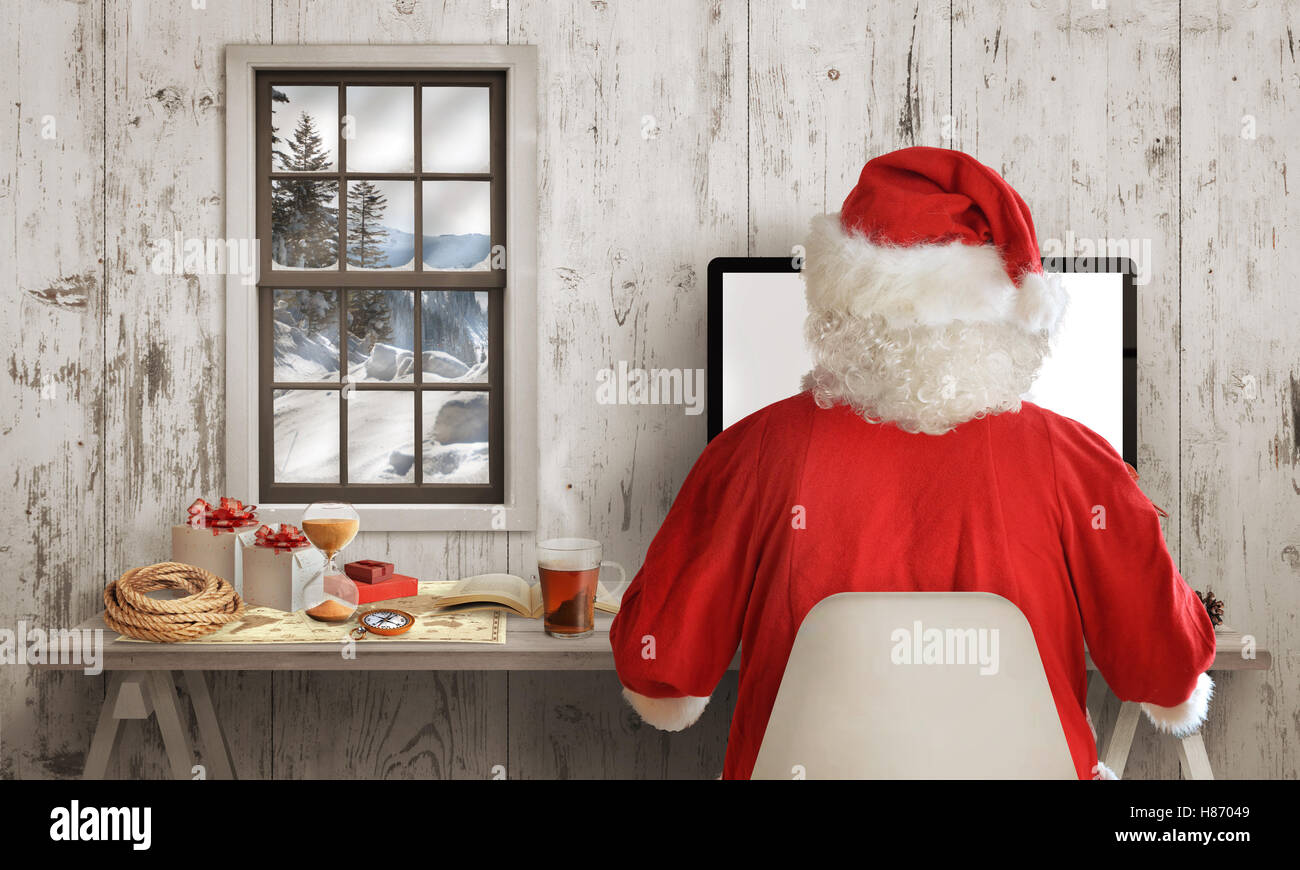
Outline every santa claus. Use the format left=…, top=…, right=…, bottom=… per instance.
left=609, top=146, right=1215, bottom=780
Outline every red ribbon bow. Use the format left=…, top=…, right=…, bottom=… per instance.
left=253, top=523, right=309, bottom=554
left=186, top=497, right=259, bottom=535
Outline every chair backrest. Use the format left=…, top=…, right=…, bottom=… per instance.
left=751, top=592, right=1076, bottom=779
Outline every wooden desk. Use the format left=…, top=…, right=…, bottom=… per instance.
left=60, top=618, right=1268, bottom=781
left=1085, top=627, right=1271, bottom=781
left=63, top=610, right=620, bottom=780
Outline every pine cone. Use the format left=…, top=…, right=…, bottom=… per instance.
left=1197, top=589, right=1225, bottom=627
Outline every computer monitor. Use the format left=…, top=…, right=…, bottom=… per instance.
left=707, top=257, right=1137, bottom=466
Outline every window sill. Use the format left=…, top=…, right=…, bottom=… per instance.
left=256, top=501, right=533, bottom=532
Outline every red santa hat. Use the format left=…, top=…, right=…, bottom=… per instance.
left=804, top=146, right=1066, bottom=334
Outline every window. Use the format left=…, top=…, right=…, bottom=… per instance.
left=258, top=70, right=505, bottom=504
left=227, top=47, right=536, bottom=530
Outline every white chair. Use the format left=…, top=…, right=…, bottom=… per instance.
left=751, top=592, right=1077, bottom=779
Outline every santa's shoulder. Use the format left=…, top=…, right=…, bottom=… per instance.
left=1014, top=401, right=1128, bottom=474
left=717, top=391, right=820, bottom=438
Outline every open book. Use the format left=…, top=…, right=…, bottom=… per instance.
left=431, top=573, right=621, bottom=618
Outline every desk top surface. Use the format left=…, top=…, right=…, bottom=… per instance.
left=55, top=615, right=1272, bottom=673
left=63, top=610, right=620, bottom=671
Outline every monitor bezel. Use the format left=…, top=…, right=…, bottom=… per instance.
left=707, top=256, right=1138, bottom=466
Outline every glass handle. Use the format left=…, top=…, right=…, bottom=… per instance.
left=599, top=560, right=628, bottom=601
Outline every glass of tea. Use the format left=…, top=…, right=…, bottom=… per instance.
left=536, top=538, right=625, bottom=639
left=301, top=501, right=361, bottom=622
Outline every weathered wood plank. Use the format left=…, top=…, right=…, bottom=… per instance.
left=748, top=0, right=950, bottom=254
left=0, top=0, right=106, bottom=779
left=505, top=0, right=748, bottom=778
left=270, top=0, right=504, bottom=44
left=1179, top=0, right=1300, bottom=780
left=272, top=670, right=508, bottom=779
left=102, top=0, right=272, bottom=780
left=507, top=670, right=737, bottom=780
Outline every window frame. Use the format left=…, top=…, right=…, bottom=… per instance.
left=226, top=45, right=537, bottom=531
left=257, top=69, right=504, bottom=504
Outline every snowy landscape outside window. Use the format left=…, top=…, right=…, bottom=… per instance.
left=256, top=70, right=506, bottom=504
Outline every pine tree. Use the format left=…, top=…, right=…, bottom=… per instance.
left=349, top=290, right=394, bottom=349
left=422, top=290, right=488, bottom=366
left=285, top=110, right=332, bottom=172
left=269, top=87, right=290, bottom=166
left=294, top=289, right=337, bottom=338
left=342, top=180, right=394, bottom=349
left=270, top=110, right=338, bottom=268
left=346, top=180, right=390, bottom=269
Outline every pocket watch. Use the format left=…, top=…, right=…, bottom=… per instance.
left=350, top=608, right=415, bottom=639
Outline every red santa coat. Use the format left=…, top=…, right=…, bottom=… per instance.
left=610, top=392, right=1216, bottom=779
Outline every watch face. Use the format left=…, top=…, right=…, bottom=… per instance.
left=362, top=610, right=410, bottom=630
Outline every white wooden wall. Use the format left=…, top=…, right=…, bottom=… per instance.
left=1, top=0, right=1295, bottom=780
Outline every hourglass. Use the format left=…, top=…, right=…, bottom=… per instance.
left=301, top=500, right=361, bottom=622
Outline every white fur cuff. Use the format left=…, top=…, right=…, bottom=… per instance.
left=1092, top=761, right=1119, bottom=780
left=1141, top=673, right=1214, bottom=737
left=621, top=688, right=709, bottom=732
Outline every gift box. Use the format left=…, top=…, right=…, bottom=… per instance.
left=241, top=524, right=326, bottom=612
left=345, top=560, right=394, bottom=584
left=354, top=573, right=417, bottom=604
left=170, top=497, right=260, bottom=594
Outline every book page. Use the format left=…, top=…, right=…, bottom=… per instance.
left=595, top=581, right=622, bottom=614
left=432, top=573, right=538, bottom=617
left=442, top=573, right=530, bottom=606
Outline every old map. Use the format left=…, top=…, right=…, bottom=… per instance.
left=116, top=581, right=504, bottom=645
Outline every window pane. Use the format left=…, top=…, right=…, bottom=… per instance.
left=345, top=86, right=414, bottom=172
left=273, top=389, right=339, bottom=483
left=271, top=85, right=337, bottom=171
left=422, top=391, right=489, bottom=484
left=422, top=86, right=490, bottom=173
left=422, top=290, right=488, bottom=382
left=348, top=391, right=415, bottom=483
left=273, top=290, right=340, bottom=381
left=347, top=289, right=415, bottom=383
left=346, top=180, right=414, bottom=270
left=422, top=181, right=491, bottom=270
left=271, top=179, right=339, bottom=270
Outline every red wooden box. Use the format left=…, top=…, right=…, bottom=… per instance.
left=344, top=559, right=394, bottom=584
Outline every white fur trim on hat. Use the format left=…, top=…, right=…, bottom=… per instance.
left=1140, top=673, right=1214, bottom=737
left=1016, top=269, right=1069, bottom=332
left=804, top=213, right=1067, bottom=334
left=621, top=688, right=709, bottom=732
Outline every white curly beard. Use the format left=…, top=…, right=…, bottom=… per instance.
left=800, top=309, right=1051, bottom=436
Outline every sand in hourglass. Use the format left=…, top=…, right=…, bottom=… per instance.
left=302, top=518, right=360, bottom=622
left=301, top=518, right=359, bottom=557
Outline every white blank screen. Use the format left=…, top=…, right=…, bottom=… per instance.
left=719, top=270, right=1125, bottom=458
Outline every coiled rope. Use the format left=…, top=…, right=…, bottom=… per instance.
left=103, top=562, right=245, bottom=642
